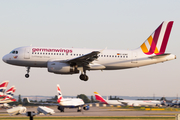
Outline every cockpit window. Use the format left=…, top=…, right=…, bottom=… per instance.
left=10, top=50, right=18, bottom=54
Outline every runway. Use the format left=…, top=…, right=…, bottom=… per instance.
left=2, top=106, right=179, bottom=117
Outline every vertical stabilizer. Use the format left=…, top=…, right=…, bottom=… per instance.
left=0, top=81, right=9, bottom=96
left=57, top=84, right=63, bottom=103
left=140, top=21, right=173, bottom=55
left=94, top=92, right=108, bottom=104
left=6, top=86, right=15, bottom=98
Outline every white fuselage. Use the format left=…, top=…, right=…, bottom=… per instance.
left=119, top=100, right=161, bottom=106
left=58, top=98, right=84, bottom=107
left=2, top=46, right=176, bottom=71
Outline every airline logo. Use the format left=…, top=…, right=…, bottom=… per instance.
left=13, top=56, right=18, bottom=59
left=6, top=86, right=15, bottom=98
left=94, top=92, right=108, bottom=104
left=32, top=48, right=73, bottom=53
left=57, top=84, right=62, bottom=103
left=0, top=81, right=9, bottom=94
left=141, top=21, right=173, bottom=55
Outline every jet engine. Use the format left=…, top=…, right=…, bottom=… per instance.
left=127, top=103, right=133, bottom=106
left=83, top=105, right=90, bottom=110
left=133, top=103, right=139, bottom=106
left=47, top=61, right=79, bottom=74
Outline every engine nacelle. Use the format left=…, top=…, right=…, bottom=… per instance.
left=127, top=103, right=133, bottom=106
left=47, top=61, right=79, bottom=74
left=83, top=105, right=90, bottom=110
left=133, top=103, right=139, bottom=106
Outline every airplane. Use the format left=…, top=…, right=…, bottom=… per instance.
left=56, top=84, right=89, bottom=112
left=2, top=21, right=176, bottom=81
left=94, top=92, right=162, bottom=107
left=94, top=92, right=123, bottom=105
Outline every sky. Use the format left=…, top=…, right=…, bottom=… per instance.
left=0, top=0, right=180, bottom=98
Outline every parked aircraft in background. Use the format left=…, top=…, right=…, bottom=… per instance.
left=2, top=21, right=175, bottom=81
left=94, top=92, right=123, bottom=105
left=57, top=84, right=89, bottom=112
left=94, top=92, right=162, bottom=107
left=0, top=81, right=16, bottom=107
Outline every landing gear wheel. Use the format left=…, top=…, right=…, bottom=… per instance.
left=25, top=74, right=29, bottom=78
left=77, top=109, right=81, bottom=112
left=84, top=75, right=88, bottom=81
left=79, top=74, right=89, bottom=81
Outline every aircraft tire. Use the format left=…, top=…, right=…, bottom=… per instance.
left=79, top=74, right=89, bottom=81
left=77, top=109, right=81, bottom=112
left=25, top=74, right=29, bottom=78
left=84, top=75, right=88, bottom=81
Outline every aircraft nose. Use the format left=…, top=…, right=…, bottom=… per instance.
left=2, top=55, right=7, bottom=63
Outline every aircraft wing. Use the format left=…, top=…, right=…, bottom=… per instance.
left=64, top=51, right=100, bottom=66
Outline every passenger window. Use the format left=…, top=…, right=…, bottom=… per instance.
left=109, top=55, right=111, bottom=57
left=62, top=53, right=64, bottom=55
left=104, top=55, right=106, bottom=57
left=51, top=53, right=53, bottom=55
left=112, top=55, right=114, bottom=57
left=101, top=55, right=103, bottom=57
left=16, top=51, right=18, bottom=54
left=59, top=53, right=61, bottom=55
left=40, top=53, right=42, bottom=54
left=54, top=53, right=56, bottom=55
left=107, top=55, right=108, bottom=57
left=48, top=53, right=50, bottom=55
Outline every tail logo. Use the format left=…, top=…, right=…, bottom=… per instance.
left=141, top=21, right=173, bottom=55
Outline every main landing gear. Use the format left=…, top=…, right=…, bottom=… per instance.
left=79, top=68, right=89, bottom=81
left=25, top=67, right=30, bottom=78
left=79, top=74, right=88, bottom=81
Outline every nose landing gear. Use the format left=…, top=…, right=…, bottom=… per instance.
left=25, top=67, right=30, bottom=78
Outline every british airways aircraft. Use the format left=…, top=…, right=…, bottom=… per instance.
left=57, top=84, right=89, bottom=112
left=2, top=21, right=176, bottom=81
